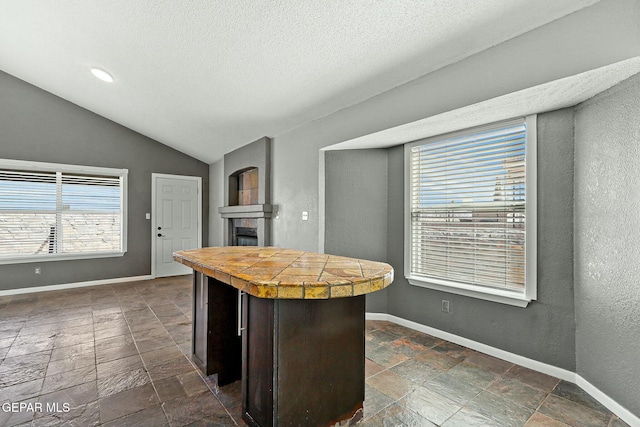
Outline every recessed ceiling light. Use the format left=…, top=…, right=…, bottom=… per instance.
left=91, top=67, right=114, bottom=83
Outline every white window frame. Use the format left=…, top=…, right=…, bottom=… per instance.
left=404, top=116, right=537, bottom=307
left=0, top=158, right=128, bottom=264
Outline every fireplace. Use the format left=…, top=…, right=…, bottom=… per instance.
left=218, top=137, right=272, bottom=246
left=232, top=218, right=258, bottom=246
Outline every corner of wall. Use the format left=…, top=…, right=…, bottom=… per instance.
left=573, top=72, right=640, bottom=417
left=209, top=159, right=225, bottom=247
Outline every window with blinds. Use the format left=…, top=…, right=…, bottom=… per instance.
left=405, top=117, right=536, bottom=306
left=0, top=159, right=128, bottom=264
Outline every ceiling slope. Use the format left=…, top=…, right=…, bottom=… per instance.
left=0, top=0, right=599, bottom=162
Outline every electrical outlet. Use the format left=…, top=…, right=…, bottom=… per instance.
left=35, top=267, right=41, bottom=274
left=442, top=300, right=450, bottom=313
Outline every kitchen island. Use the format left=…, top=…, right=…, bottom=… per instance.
left=173, top=246, right=393, bottom=427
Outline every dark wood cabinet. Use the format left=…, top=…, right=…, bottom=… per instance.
left=180, top=247, right=393, bottom=427
left=242, top=295, right=365, bottom=427
left=191, top=273, right=242, bottom=386
left=192, top=273, right=366, bottom=426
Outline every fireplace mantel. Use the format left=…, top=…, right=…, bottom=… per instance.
left=218, top=204, right=273, bottom=219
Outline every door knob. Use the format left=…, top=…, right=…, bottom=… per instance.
left=157, top=227, right=162, bottom=230
left=157, top=233, right=164, bottom=237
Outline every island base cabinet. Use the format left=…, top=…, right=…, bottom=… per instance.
left=242, top=295, right=366, bottom=427
left=192, top=273, right=242, bottom=386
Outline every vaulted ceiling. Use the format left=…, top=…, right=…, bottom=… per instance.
left=0, top=0, right=600, bottom=163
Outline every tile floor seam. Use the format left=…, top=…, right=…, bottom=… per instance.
left=94, top=287, right=114, bottom=426
left=545, top=392, right=615, bottom=419
left=441, top=406, right=466, bottom=426
left=199, top=380, right=240, bottom=427
left=95, top=287, right=154, bottom=426
left=123, top=287, right=170, bottom=426
left=362, top=398, right=396, bottom=423
left=123, top=281, right=240, bottom=427
left=206, top=372, right=243, bottom=426
left=526, top=400, right=574, bottom=427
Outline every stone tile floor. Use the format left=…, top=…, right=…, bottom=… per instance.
left=0, top=276, right=630, bottom=427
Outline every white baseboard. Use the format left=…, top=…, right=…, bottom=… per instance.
left=576, top=375, right=640, bottom=427
left=367, top=312, right=640, bottom=427
left=0, top=275, right=154, bottom=297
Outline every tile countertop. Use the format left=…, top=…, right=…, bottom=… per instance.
left=173, top=246, right=394, bottom=299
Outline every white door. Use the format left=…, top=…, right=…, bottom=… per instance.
left=153, top=174, right=201, bottom=277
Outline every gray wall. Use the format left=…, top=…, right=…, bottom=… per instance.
left=204, top=0, right=639, bottom=412
left=387, top=110, right=576, bottom=370
left=268, top=0, right=640, bottom=253
left=574, top=74, right=640, bottom=415
left=324, top=110, right=577, bottom=370
left=324, top=149, right=388, bottom=313
left=0, top=70, right=209, bottom=291
left=209, top=159, right=225, bottom=247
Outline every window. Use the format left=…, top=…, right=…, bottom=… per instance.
left=0, top=159, right=128, bottom=264
left=404, top=116, right=536, bottom=307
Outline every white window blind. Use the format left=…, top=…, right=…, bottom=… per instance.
left=408, top=119, right=531, bottom=294
left=0, top=160, right=127, bottom=263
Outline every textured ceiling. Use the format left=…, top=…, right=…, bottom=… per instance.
left=0, top=0, right=598, bottom=163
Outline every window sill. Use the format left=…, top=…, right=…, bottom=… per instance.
left=0, top=251, right=125, bottom=265
left=406, top=275, right=533, bottom=307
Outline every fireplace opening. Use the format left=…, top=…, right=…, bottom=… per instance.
left=231, top=218, right=258, bottom=246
